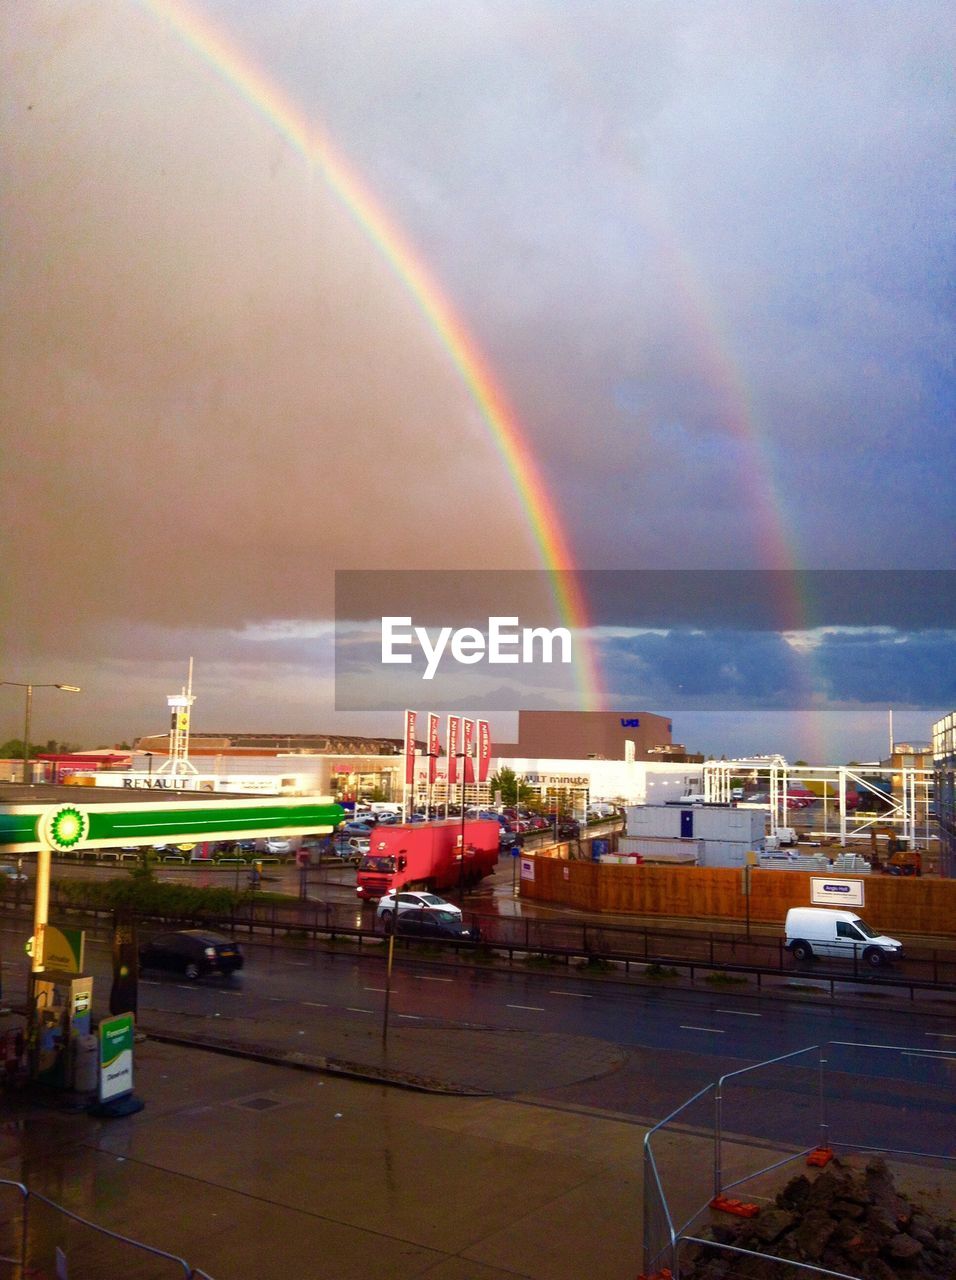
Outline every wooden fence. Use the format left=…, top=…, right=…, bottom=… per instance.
left=520, top=857, right=956, bottom=936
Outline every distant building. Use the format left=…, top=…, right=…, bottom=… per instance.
left=497, top=709, right=674, bottom=762
left=932, top=713, right=955, bottom=877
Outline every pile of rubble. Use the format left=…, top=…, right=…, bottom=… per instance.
left=681, top=1155, right=956, bottom=1279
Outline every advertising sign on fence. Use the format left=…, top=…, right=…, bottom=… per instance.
left=811, top=877, right=865, bottom=907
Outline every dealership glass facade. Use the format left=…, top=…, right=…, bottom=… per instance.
left=932, top=711, right=955, bottom=878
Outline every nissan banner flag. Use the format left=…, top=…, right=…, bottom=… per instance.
left=404, top=709, right=417, bottom=786
left=447, top=716, right=460, bottom=786
left=462, top=718, right=476, bottom=784
left=427, top=713, right=440, bottom=784
left=477, top=719, right=491, bottom=783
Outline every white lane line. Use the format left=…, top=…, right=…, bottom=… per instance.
left=346, top=1006, right=373, bottom=1014
left=680, top=1025, right=726, bottom=1034
left=398, top=1014, right=424, bottom=1020
left=364, top=987, right=387, bottom=993
left=286, top=961, right=310, bottom=966
left=216, top=989, right=242, bottom=997
left=548, top=990, right=593, bottom=998
left=302, top=1001, right=328, bottom=1008
left=925, top=1032, right=956, bottom=1039
left=904, top=1052, right=956, bottom=1064
left=716, top=1009, right=762, bottom=1017
left=140, top=980, right=160, bottom=986
left=508, top=1004, right=545, bottom=1012
left=415, top=975, right=453, bottom=982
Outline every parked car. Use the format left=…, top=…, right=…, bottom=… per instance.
left=0, top=862, right=28, bottom=884
left=138, top=930, right=244, bottom=980
left=333, top=835, right=369, bottom=863
left=341, top=820, right=376, bottom=836
left=263, top=837, right=293, bottom=855
left=375, top=890, right=462, bottom=925
left=394, top=907, right=477, bottom=942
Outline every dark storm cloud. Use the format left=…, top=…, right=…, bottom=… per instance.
left=597, top=627, right=956, bottom=711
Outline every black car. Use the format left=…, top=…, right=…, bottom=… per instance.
left=138, top=930, right=244, bottom=980
left=394, top=908, right=477, bottom=942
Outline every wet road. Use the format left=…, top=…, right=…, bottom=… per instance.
left=4, top=916, right=953, bottom=1151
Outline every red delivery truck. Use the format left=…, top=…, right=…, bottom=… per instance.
left=356, top=819, right=500, bottom=900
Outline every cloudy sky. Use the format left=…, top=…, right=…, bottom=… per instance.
left=2, top=1, right=953, bottom=761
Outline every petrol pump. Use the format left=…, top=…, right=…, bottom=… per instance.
left=28, top=923, right=94, bottom=1090
left=31, top=967, right=93, bottom=1088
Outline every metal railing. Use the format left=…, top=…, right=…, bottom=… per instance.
left=642, top=1040, right=956, bottom=1279
left=31, top=882, right=956, bottom=993
left=0, top=1179, right=214, bottom=1278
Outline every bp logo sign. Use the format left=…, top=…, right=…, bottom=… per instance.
left=38, top=805, right=90, bottom=851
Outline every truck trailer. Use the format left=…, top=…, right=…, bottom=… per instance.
left=356, top=819, right=500, bottom=900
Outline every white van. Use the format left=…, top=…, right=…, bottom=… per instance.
left=785, top=907, right=902, bottom=968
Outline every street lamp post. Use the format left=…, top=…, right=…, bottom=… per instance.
left=1, top=682, right=81, bottom=783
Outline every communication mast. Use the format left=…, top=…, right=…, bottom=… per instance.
left=158, top=658, right=198, bottom=776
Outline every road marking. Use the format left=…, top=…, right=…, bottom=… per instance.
left=346, top=1006, right=373, bottom=1014
left=216, top=989, right=242, bottom=996
left=903, top=1051, right=956, bottom=1064
left=716, top=1009, right=761, bottom=1017
left=925, top=1032, right=956, bottom=1039
left=548, top=990, right=593, bottom=998
left=508, top=1003, right=545, bottom=1012
left=303, top=1001, right=328, bottom=1008
left=364, top=986, right=387, bottom=993
left=415, top=975, right=453, bottom=982
left=398, top=1014, right=424, bottom=1020
left=680, top=1025, right=726, bottom=1034
left=286, top=961, right=310, bottom=966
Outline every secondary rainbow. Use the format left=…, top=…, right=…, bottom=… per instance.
left=139, top=0, right=604, bottom=710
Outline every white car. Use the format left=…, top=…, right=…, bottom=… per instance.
left=263, top=838, right=293, bottom=855
left=375, top=891, right=462, bottom=924
left=0, top=862, right=28, bottom=884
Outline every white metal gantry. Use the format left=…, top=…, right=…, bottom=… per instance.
left=702, top=757, right=934, bottom=845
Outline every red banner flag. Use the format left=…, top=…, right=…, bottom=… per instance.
left=462, top=718, right=475, bottom=785
left=477, top=719, right=491, bottom=783
left=446, top=716, right=460, bottom=786
left=403, top=710, right=417, bottom=786
left=427, top=713, right=440, bottom=784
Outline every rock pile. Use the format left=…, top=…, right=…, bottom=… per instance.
left=681, top=1155, right=956, bottom=1279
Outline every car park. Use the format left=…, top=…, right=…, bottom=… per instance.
left=375, top=890, right=462, bottom=925
left=138, top=929, right=244, bottom=980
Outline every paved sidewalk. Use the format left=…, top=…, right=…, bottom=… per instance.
left=0, top=1019, right=645, bottom=1280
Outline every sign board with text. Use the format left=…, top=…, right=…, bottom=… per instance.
left=811, top=877, right=865, bottom=907
left=98, top=1012, right=135, bottom=1103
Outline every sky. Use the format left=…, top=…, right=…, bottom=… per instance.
left=1, top=1, right=953, bottom=763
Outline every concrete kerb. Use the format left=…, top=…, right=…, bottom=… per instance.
left=141, top=1025, right=485, bottom=1095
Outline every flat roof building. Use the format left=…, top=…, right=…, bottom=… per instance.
left=497, top=709, right=675, bottom=761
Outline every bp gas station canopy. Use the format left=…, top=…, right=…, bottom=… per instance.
left=0, top=784, right=343, bottom=855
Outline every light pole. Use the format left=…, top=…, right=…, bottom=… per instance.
left=1, top=682, right=81, bottom=784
